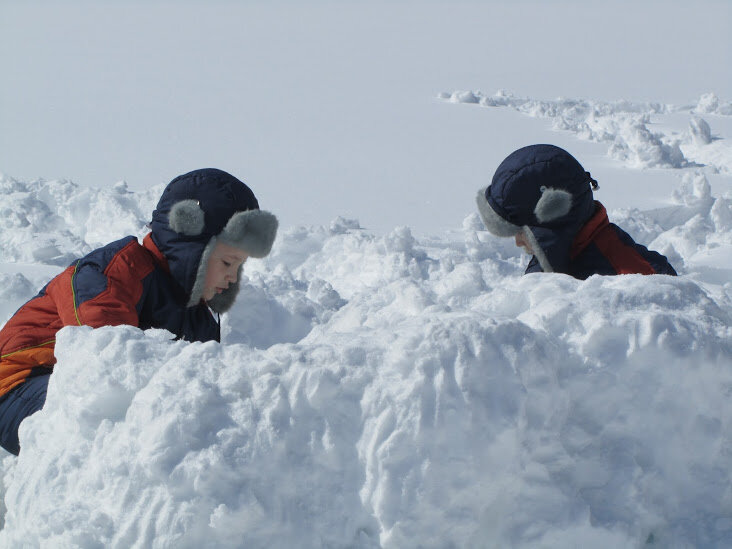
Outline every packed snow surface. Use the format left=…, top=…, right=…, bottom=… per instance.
left=1, top=90, right=731, bottom=547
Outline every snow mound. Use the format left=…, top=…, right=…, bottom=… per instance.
left=0, top=170, right=730, bottom=547
left=1, top=275, right=729, bottom=548
left=695, top=93, right=732, bottom=116
left=0, top=173, right=161, bottom=265
left=440, top=90, right=732, bottom=173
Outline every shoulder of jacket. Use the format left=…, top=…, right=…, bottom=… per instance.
left=115, top=237, right=154, bottom=260
left=75, top=236, right=157, bottom=279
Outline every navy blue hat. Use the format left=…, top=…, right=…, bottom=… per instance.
left=153, top=168, right=260, bottom=239
left=151, top=168, right=278, bottom=312
left=475, top=145, right=598, bottom=272
left=477, top=144, right=596, bottom=235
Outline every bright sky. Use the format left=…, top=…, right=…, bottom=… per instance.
left=1, top=0, right=730, bottom=232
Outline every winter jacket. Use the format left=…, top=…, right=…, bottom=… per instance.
left=0, top=234, right=219, bottom=397
left=476, top=144, right=677, bottom=278
left=0, top=168, right=278, bottom=399
left=524, top=201, right=678, bottom=278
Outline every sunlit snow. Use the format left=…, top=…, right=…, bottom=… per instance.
left=0, top=1, right=731, bottom=547
left=0, top=150, right=730, bottom=546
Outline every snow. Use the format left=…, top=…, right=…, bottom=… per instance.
left=0, top=166, right=731, bottom=547
left=1, top=0, right=732, bottom=546
left=441, top=90, right=732, bottom=173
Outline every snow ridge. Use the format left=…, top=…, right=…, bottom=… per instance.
left=1, top=90, right=731, bottom=546
left=0, top=174, right=162, bottom=266
left=439, top=90, right=732, bottom=173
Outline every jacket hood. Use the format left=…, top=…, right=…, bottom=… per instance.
left=476, top=144, right=597, bottom=273
left=150, top=168, right=278, bottom=312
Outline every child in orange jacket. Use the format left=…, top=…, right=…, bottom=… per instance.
left=0, top=168, right=278, bottom=455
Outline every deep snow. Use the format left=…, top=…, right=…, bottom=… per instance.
left=0, top=153, right=730, bottom=546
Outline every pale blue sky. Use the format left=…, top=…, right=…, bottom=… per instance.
left=1, top=0, right=730, bottom=231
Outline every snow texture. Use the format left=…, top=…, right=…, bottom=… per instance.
left=0, top=156, right=731, bottom=547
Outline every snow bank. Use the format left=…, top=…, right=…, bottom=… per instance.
left=0, top=170, right=730, bottom=547
left=2, top=258, right=730, bottom=548
left=0, top=173, right=162, bottom=265
left=439, top=90, right=732, bottom=174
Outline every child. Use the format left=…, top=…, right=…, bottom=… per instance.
left=476, top=144, right=677, bottom=278
left=0, top=168, right=278, bottom=455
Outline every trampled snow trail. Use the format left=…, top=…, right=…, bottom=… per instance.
left=0, top=90, right=731, bottom=547
left=440, top=90, right=732, bottom=173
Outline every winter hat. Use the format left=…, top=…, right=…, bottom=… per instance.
left=150, top=168, right=278, bottom=312
left=475, top=144, right=598, bottom=272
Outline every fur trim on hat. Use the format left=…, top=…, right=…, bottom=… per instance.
left=534, top=187, right=572, bottom=224
left=218, top=210, right=278, bottom=258
left=523, top=227, right=554, bottom=273
left=186, top=209, right=278, bottom=310
left=475, top=188, right=521, bottom=237
left=169, top=199, right=205, bottom=236
left=206, top=259, right=243, bottom=314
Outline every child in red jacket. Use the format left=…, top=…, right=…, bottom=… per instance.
left=0, top=168, right=278, bottom=455
left=476, top=144, right=677, bottom=278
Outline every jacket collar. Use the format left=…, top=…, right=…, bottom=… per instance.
left=570, top=201, right=609, bottom=259
left=142, top=233, right=171, bottom=275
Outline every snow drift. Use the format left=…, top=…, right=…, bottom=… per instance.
left=440, top=90, right=732, bottom=174
left=0, top=168, right=731, bottom=547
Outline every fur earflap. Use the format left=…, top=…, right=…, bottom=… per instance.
left=218, top=210, right=278, bottom=258
left=475, top=188, right=521, bottom=237
left=169, top=199, right=205, bottom=236
left=205, top=258, right=243, bottom=314
left=534, top=188, right=572, bottom=224
left=523, top=227, right=554, bottom=273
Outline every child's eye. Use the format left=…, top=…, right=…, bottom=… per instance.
left=222, top=260, right=231, bottom=267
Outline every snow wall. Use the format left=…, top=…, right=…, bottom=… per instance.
left=0, top=173, right=730, bottom=548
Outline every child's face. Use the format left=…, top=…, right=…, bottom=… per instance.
left=203, top=241, right=249, bottom=302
